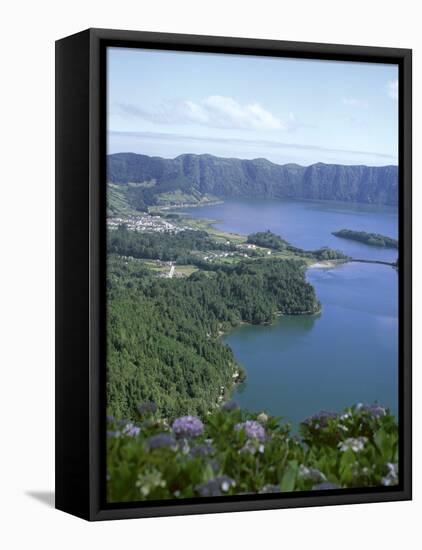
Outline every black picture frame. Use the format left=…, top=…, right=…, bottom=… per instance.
left=55, top=28, right=412, bottom=521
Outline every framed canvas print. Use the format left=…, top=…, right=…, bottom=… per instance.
left=55, top=28, right=412, bottom=521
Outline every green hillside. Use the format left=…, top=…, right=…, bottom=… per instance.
left=107, top=153, right=398, bottom=212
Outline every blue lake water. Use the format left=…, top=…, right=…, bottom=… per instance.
left=181, top=198, right=398, bottom=262
left=179, top=199, right=398, bottom=427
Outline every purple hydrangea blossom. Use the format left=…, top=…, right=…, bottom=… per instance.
left=239, top=439, right=265, bottom=455
left=298, top=465, right=326, bottom=483
left=189, top=444, right=215, bottom=458
left=338, top=436, right=367, bottom=453
left=356, top=403, right=386, bottom=418
left=235, top=420, right=266, bottom=441
left=122, top=422, right=141, bottom=437
left=302, top=410, right=338, bottom=428
left=146, top=433, right=176, bottom=451
left=172, top=416, right=204, bottom=438
left=195, top=476, right=235, bottom=497
left=382, top=462, right=398, bottom=486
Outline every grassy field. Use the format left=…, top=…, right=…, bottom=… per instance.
left=174, top=215, right=321, bottom=266
left=152, top=192, right=221, bottom=208
left=171, top=214, right=247, bottom=245
left=135, top=260, right=198, bottom=277
left=173, top=264, right=198, bottom=276
left=107, top=185, right=140, bottom=217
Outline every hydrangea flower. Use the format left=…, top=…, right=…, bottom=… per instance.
left=356, top=403, right=386, bottom=418
left=235, top=420, right=266, bottom=441
left=239, top=440, right=257, bottom=455
left=338, top=436, right=367, bottom=453
left=257, top=412, right=269, bottom=424
left=303, top=410, right=338, bottom=428
left=136, top=469, right=166, bottom=497
left=382, top=463, right=398, bottom=486
left=122, top=422, right=141, bottom=437
left=239, top=439, right=265, bottom=455
left=172, top=416, right=204, bottom=438
left=298, top=464, right=327, bottom=483
left=189, top=443, right=215, bottom=458
left=195, top=476, right=235, bottom=497
left=146, top=433, right=176, bottom=451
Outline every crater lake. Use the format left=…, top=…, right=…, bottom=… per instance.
left=179, top=198, right=398, bottom=427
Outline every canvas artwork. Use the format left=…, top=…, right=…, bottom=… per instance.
left=105, top=47, right=400, bottom=504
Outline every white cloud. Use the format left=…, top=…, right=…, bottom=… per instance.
left=341, top=98, right=369, bottom=107
left=117, top=96, right=292, bottom=131
left=201, top=95, right=281, bottom=129
left=387, top=79, right=398, bottom=101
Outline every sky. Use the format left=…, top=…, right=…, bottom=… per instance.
left=107, top=47, right=398, bottom=166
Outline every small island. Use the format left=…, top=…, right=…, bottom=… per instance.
left=332, top=229, right=398, bottom=249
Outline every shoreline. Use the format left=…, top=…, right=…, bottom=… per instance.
left=174, top=204, right=397, bottom=420
left=171, top=201, right=397, bottom=269
left=154, top=195, right=398, bottom=211
left=153, top=199, right=224, bottom=211
left=308, top=260, right=342, bottom=269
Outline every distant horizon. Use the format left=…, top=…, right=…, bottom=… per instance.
left=107, top=149, right=398, bottom=169
left=107, top=48, right=398, bottom=166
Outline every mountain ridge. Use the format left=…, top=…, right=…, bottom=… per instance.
left=107, top=152, right=398, bottom=211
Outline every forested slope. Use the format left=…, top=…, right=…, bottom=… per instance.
left=107, top=152, right=398, bottom=210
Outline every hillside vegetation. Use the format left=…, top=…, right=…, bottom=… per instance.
left=107, top=152, right=398, bottom=210
left=247, top=230, right=289, bottom=250
left=107, top=252, right=320, bottom=420
left=109, top=225, right=349, bottom=268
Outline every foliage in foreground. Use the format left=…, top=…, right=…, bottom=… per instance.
left=107, top=402, right=398, bottom=503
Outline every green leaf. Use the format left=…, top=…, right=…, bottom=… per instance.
left=201, top=463, right=216, bottom=483
left=374, top=428, right=393, bottom=460
left=281, top=460, right=298, bottom=492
